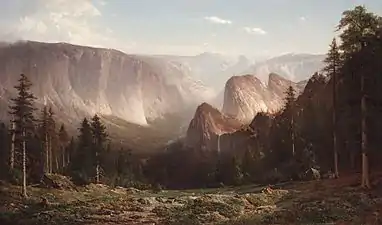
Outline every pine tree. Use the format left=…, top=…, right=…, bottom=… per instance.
left=71, top=118, right=93, bottom=182
left=58, top=124, right=69, bottom=172
left=0, top=122, right=8, bottom=177
left=91, top=114, right=108, bottom=184
left=283, top=85, right=297, bottom=157
left=9, top=116, right=16, bottom=170
left=324, top=38, right=341, bottom=178
left=9, top=74, right=37, bottom=198
left=47, top=107, right=57, bottom=173
left=39, top=106, right=49, bottom=174
left=337, top=5, right=382, bottom=189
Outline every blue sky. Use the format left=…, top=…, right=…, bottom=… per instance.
left=0, top=0, right=381, bottom=57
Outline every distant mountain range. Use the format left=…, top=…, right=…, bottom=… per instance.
left=0, top=41, right=325, bottom=152
left=156, top=52, right=325, bottom=92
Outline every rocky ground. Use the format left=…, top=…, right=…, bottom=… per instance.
left=1, top=174, right=382, bottom=225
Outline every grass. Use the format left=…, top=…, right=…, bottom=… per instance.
left=1, top=175, right=382, bottom=225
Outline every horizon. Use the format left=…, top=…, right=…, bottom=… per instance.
left=1, top=39, right=327, bottom=60
left=0, top=1, right=382, bottom=57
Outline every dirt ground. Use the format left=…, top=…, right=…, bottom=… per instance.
left=1, top=174, right=382, bottom=225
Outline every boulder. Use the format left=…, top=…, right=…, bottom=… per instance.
left=40, top=174, right=76, bottom=190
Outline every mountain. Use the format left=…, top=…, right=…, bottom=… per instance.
left=186, top=103, right=241, bottom=151
left=156, top=53, right=253, bottom=91
left=0, top=41, right=215, bottom=127
left=247, top=53, right=325, bottom=83
left=222, top=73, right=305, bottom=123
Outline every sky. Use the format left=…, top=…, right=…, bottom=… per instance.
left=0, top=0, right=381, bottom=57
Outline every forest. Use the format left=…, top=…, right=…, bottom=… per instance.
left=0, top=5, right=382, bottom=196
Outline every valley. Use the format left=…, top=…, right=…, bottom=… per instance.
left=0, top=3, right=382, bottom=225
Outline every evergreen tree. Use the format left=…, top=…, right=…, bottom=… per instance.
left=337, top=5, right=382, bottom=188
left=9, top=116, right=16, bottom=170
left=71, top=118, right=93, bottom=183
left=39, top=106, right=50, bottom=174
left=58, top=124, right=69, bottom=172
left=91, top=114, right=108, bottom=184
left=0, top=122, right=8, bottom=178
left=66, top=137, right=76, bottom=171
left=324, top=38, right=341, bottom=178
left=47, top=107, right=57, bottom=173
left=283, top=85, right=297, bottom=157
left=9, top=74, right=37, bottom=198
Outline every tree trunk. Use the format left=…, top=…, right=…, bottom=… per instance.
left=62, top=146, right=65, bottom=173
left=333, top=68, right=339, bottom=178
left=10, top=119, right=15, bottom=170
left=45, top=133, right=49, bottom=174
left=361, top=72, right=371, bottom=189
left=217, top=134, right=221, bottom=155
left=49, top=136, right=52, bottom=174
left=55, top=150, right=59, bottom=174
left=96, top=150, right=100, bottom=184
left=291, top=113, right=295, bottom=157
left=22, top=129, right=27, bottom=198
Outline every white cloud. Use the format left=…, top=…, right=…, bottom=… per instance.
left=243, top=27, right=267, bottom=35
left=204, top=16, right=232, bottom=25
left=0, top=0, right=130, bottom=51
left=300, top=16, right=306, bottom=21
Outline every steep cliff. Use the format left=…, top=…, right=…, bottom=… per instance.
left=0, top=41, right=215, bottom=126
left=186, top=103, right=241, bottom=151
left=222, top=73, right=305, bottom=123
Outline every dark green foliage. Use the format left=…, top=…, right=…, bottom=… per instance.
left=9, top=74, right=37, bottom=138
left=0, top=123, right=8, bottom=178
left=69, top=118, right=93, bottom=184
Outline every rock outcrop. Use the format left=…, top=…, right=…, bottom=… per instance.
left=186, top=103, right=241, bottom=151
left=222, top=73, right=305, bottom=123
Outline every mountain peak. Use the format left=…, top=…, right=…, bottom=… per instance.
left=186, top=102, right=241, bottom=151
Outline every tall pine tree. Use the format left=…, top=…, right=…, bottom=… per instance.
left=337, top=5, right=382, bottom=188
left=47, top=107, right=57, bottom=173
left=39, top=106, right=50, bottom=174
left=71, top=118, right=93, bottom=183
left=323, top=38, right=341, bottom=178
left=91, top=114, right=108, bottom=184
left=283, top=85, right=297, bottom=157
left=9, top=74, right=36, bottom=198
left=58, top=124, right=69, bottom=173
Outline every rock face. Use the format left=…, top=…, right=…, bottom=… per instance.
left=186, top=103, right=241, bottom=151
left=0, top=41, right=215, bottom=125
left=222, top=73, right=305, bottom=123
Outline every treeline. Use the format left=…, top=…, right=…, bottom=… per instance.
left=142, top=6, right=382, bottom=189
left=0, top=74, right=147, bottom=196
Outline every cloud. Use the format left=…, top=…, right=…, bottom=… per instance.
left=204, top=16, right=232, bottom=25
left=0, top=0, right=128, bottom=51
left=300, top=16, right=306, bottom=21
left=243, top=27, right=267, bottom=35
